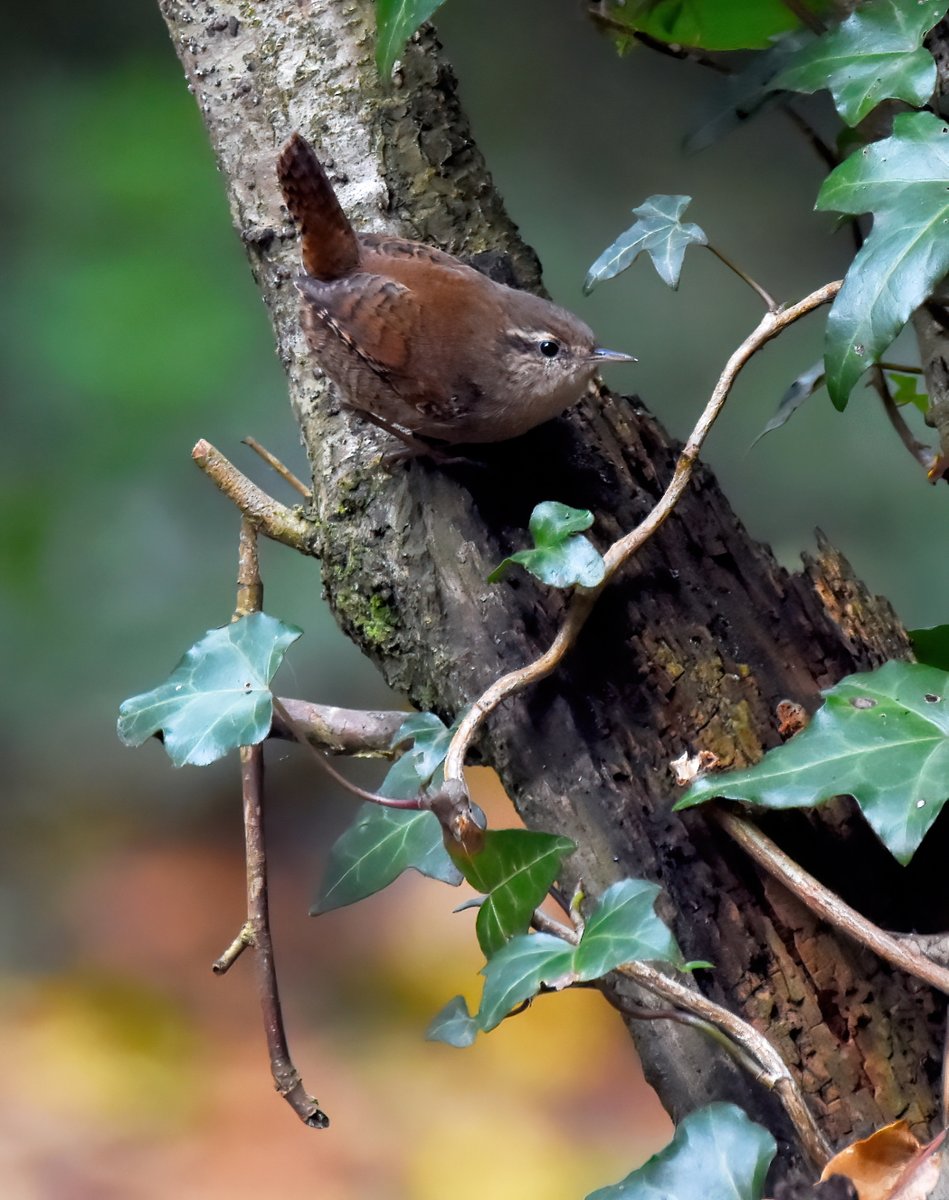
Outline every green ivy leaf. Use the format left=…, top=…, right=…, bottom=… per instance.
left=476, top=877, right=680, bottom=1031
left=375, top=0, right=446, bottom=77
left=597, top=0, right=817, bottom=51
left=378, top=711, right=455, bottom=798
left=476, top=933, right=575, bottom=1032
left=451, top=829, right=576, bottom=958
left=774, top=0, right=945, bottom=126
left=910, top=626, right=949, bottom=671
left=887, top=371, right=928, bottom=412
left=750, top=359, right=825, bottom=448
left=574, top=880, right=683, bottom=978
left=678, top=661, right=949, bottom=865
left=462, top=834, right=573, bottom=954
left=117, top=612, right=301, bottom=767
left=488, top=501, right=605, bottom=588
left=816, top=111, right=949, bottom=410
left=584, top=195, right=707, bottom=293
left=586, top=1102, right=776, bottom=1200
left=685, top=32, right=813, bottom=153
left=312, top=803, right=462, bottom=913
left=425, top=995, right=479, bottom=1047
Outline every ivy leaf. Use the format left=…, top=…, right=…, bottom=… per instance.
left=574, top=880, right=683, bottom=977
left=910, top=626, right=949, bottom=671
left=117, top=612, right=301, bottom=767
left=584, top=195, right=707, bottom=293
left=488, top=501, right=605, bottom=588
left=677, top=661, right=949, bottom=865
left=597, top=0, right=814, bottom=51
left=425, top=995, right=479, bottom=1048
left=586, top=1102, right=776, bottom=1200
left=887, top=371, right=928, bottom=412
left=476, top=933, right=575, bottom=1033
left=816, top=112, right=949, bottom=410
left=685, top=32, right=813, bottom=153
left=774, top=0, right=945, bottom=127
left=450, top=829, right=576, bottom=958
left=378, top=711, right=455, bottom=798
left=312, top=804, right=462, bottom=914
left=750, top=359, right=825, bottom=448
left=476, top=877, right=681, bottom=1031
left=375, top=0, right=446, bottom=77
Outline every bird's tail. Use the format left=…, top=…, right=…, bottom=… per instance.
left=276, top=132, right=360, bottom=281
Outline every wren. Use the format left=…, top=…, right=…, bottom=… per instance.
left=276, top=133, right=635, bottom=449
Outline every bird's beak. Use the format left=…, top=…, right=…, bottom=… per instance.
left=591, top=347, right=637, bottom=364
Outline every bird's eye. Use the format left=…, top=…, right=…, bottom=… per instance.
left=539, top=339, right=560, bottom=358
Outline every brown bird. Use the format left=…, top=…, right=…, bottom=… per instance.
left=276, top=133, right=634, bottom=449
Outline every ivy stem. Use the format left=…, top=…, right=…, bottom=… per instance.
left=705, top=244, right=778, bottom=312
left=531, top=888, right=828, bottom=1164
left=441, top=280, right=842, bottom=788
left=616, top=959, right=831, bottom=1168
left=271, top=696, right=424, bottom=810
left=713, top=808, right=949, bottom=995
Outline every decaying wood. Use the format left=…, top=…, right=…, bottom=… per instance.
left=157, top=0, right=945, bottom=1184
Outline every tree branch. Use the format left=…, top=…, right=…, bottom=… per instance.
left=193, top=440, right=317, bottom=555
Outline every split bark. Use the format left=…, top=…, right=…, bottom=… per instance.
left=157, top=0, right=946, bottom=1185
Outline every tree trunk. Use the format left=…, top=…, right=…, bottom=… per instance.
left=157, top=0, right=946, bottom=1184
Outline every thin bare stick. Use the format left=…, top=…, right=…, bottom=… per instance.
left=713, top=808, right=949, bottom=995
left=242, top=436, right=313, bottom=500
left=241, top=741, right=329, bottom=1127
left=443, top=280, right=842, bottom=785
left=706, top=244, right=778, bottom=312
left=212, top=922, right=253, bottom=975
left=235, top=516, right=263, bottom=619
left=193, top=439, right=316, bottom=554
left=224, top=518, right=328, bottom=1127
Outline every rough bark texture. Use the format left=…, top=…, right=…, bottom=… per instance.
left=157, top=0, right=947, bottom=1186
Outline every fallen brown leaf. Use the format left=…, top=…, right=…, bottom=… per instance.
left=818, top=1121, right=945, bottom=1200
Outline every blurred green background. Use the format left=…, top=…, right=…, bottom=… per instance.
left=2, top=1, right=945, bottom=1196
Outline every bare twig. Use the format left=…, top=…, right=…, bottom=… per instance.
left=713, top=808, right=949, bottom=995
left=193, top=439, right=316, bottom=555
left=234, top=516, right=263, bottom=619
left=217, top=518, right=329, bottom=1128
left=212, top=923, right=253, bottom=975
left=242, top=436, right=313, bottom=500
left=442, top=280, right=843, bottom=786
left=240, top=740, right=329, bottom=1127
